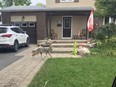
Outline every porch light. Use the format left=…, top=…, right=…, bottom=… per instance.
left=57, top=20, right=62, bottom=27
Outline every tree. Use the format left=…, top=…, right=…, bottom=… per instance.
left=95, top=0, right=116, bottom=18
left=0, top=1, right=2, bottom=7
left=36, top=2, right=45, bottom=7
left=1, top=0, right=31, bottom=7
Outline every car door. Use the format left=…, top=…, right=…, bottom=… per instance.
left=11, top=27, right=23, bottom=44
left=18, top=28, right=27, bottom=43
left=0, top=27, right=8, bottom=43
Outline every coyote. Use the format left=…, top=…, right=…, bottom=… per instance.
left=32, top=45, right=52, bottom=58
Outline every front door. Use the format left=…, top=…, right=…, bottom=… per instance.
left=63, top=17, right=72, bottom=38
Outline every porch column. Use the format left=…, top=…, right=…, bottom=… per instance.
left=36, top=12, right=47, bottom=40
left=2, top=12, right=10, bottom=24
left=103, top=17, right=105, bottom=25
left=115, top=19, right=116, bottom=24
left=109, top=17, right=112, bottom=23
left=48, top=15, right=52, bottom=38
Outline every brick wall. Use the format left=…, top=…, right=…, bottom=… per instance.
left=36, top=12, right=47, bottom=40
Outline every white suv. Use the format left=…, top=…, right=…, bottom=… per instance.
left=0, top=26, right=29, bottom=52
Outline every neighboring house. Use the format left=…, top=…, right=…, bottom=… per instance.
left=0, top=0, right=100, bottom=43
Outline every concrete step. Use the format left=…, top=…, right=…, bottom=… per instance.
left=52, top=43, right=93, bottom=48
left=52, top=47, right=73, bottom=53
left=52, top=40, right=88, bottom=43
left=37, top=39, right=94, bottom=54
left=38, top=40, right=89, bottom=44
left=51, top=43, right=95, bottom=53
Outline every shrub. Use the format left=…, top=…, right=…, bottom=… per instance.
left=95, top=23, right=116, bottom=42
left=92, top=23, right=116, bottom=56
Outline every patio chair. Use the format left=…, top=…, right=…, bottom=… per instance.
left=51, top=29, right=58, bottom=40
left=78, top=29, right=86, bottom=40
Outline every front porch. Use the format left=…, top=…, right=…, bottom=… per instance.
left=0, top=6, right=94, bottom=43
left=46, top=10, right=92, bottom=40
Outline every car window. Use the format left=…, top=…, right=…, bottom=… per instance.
left=18, top=28, right=24, bottom=33
left=0, top=27, right=7, bottom=33
left=11, top=27, right=23, bottom=33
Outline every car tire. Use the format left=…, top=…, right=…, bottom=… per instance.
left=13, top=41, right=19, bottom=52
left=25, top=38, right=29, bottom=47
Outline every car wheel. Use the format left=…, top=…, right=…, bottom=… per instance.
left=13, top=41, right=19, bottom=52
left=25, top=38, right=29, bottom=47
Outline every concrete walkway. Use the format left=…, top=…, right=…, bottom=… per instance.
left=0, top=45, right=80, bottom=87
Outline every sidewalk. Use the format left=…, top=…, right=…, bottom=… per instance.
left=0, top=45, right=80, bottom=87
left=0, top=45, right=47, bottom=87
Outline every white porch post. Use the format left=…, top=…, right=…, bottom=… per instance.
left=103, top=17, right=105, bottom=25
left=109, top=17, right=112, bottom=23
left=115, top=18, right=116, bottom=24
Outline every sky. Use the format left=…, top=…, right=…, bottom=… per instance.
left=31, top=0, right=46, bottom=5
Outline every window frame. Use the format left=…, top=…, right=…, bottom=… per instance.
left=21, top=22, right=28, bottom=27
left=29, top=22, right=35, bottom=27
left=60, top=0, right=74, bottom=2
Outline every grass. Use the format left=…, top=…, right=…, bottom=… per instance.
left=28, top=55, right=116, bottom=87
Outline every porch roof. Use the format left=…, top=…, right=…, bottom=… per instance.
left=0, top=6, right=94, bottom=12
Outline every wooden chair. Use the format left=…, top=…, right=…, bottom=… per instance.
left=51, top=29, right=58, bottom=39
left=78, top=29, right=86, bottom=40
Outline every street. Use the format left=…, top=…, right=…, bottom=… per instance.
left=0, top=47, right=28, bottom=71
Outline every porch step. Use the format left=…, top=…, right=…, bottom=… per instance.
left=52, top=47, right=73, bottom=53
left=52, top=40, right=88, bottom=43
left=38, top=40, right=89, bottom=44
left=52, top=43, right=92, bottom=54
left=37, top=39, right=94, bottom=54
left=52, top=43, right=93, bottom=48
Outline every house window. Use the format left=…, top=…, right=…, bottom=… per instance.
left=60, top=0, right=74, bottom=2
left=21, top=22, right=28, bottom=27
left=29, top=22, right=35, bottom=27
left=14, top=22, right=20, bottom=26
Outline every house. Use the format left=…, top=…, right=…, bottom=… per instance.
left=0, top=0, right=98, bottom=44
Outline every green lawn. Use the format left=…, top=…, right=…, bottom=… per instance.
left=28, top=56, right=116, bottom=87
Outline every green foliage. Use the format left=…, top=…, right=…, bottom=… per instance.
left=93, top=23, right=116, bottom=56
left=93, top=36, right=116, bottom=57
left=0, top=1, right=3, bottom=7
left=14, top=0, right=31, bottom=6
left=95, top=0, right=116, bottom=17
left=36, top=2, right=45, bottom=7
left=95, top=23, right=116, bottom=42
left=0, top=0, right=31, bottom=7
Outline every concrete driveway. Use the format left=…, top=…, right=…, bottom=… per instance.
left=0, top=45, right=36, bottom=71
